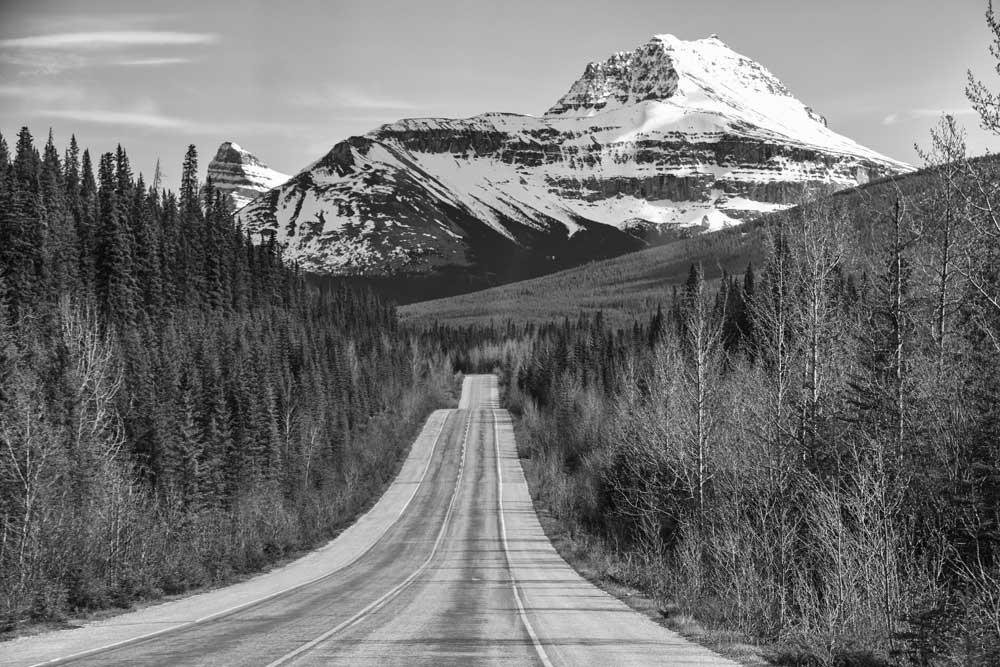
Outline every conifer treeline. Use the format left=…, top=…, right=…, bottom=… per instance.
left=434, top=139, right=1000, bottom=663
left=0, top=128, right=449, bottom=629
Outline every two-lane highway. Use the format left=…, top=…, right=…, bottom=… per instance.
left=2, top=375, right=737, bottom=666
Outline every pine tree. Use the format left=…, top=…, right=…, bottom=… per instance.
left=648, top=303, right=665, bottom=348
left=0, top=128, right=45, bottom=315
left=0, top=130, right=9, bottom=178
left=95, top=152, right=134, bottom=325
left=13, top=127, right=40, bottom=187
left=129, top=175, right=163, bottom=316
left=64, top=135, right=80, bottom=199
left=178, top=145, right=204, bottom=306
left=41, top=129, right=79, bottom=297
left=76, top=150, right=97, bottom=291
left=202, top=183, right=226, bottom=311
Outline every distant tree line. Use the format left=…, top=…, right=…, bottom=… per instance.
left=0, top=130, right=451, bottom=630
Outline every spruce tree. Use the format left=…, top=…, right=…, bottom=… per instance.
left=95, top=152, right=134, bottom=325
left=0, top=130, right=9, bottom=177
left=0, top=128, right=45, bottom=315
left=76, top=149, right=97, bottom=290
left=41, top=129, right=78, bottom=297
left=178, top=145, right=204, bottom=306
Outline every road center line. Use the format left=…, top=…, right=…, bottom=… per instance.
left=32, top=411, right=452, bottom=667
left=493, top=408, right=555, bottom=667
left=264, top=407, right=475, bottom=667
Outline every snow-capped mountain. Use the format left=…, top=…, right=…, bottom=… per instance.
left=207, top=142, right=288, bottom=210
left=236, top=34, right=909, bottom=277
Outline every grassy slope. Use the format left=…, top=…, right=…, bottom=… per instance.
left=400, top=222, right=766, bottom=326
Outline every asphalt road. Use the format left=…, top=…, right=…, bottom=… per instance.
left=3, top=375, right=737, bottom=666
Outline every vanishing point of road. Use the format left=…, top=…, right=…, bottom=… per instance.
left=2, top=375, right=737, bottom=666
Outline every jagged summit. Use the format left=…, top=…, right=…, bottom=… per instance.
left=207, top=142, right=289, bottom=210
left=543, top=34, right=864, bottom=158
left=546, top=34, right=790, bottom=115
left=213, top=141, right=267, bottom=168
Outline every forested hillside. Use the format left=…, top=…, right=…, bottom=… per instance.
left=0, top=129, right=451, bottom=632
left=400, top=152, right=1000, bottom=329
left=401, top=224, right=764, bottom=326
left=423, top=114, right=1000, bottom=664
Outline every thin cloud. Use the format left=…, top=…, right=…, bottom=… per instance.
left=0, top=49, right=86, bottom=72
left=112, top=57, right=192, bottom=67
left=883, top=108, right=976, bottom=125
left=0, top=31, right=218, bottom=49
left=39, top=109, right=191, bottom=130
left=13, top=13, right=184, bottom=35
left=293, top=85, right=421, bottom=111
left=910, top=107, right=976, bottom=118
left=216, top=120, right=315, bottom=136
left=34, top=109, right=310, bottom=136
left=338, top=90, right=419, bottom=110
left=0, top=83, right=79, bottom=101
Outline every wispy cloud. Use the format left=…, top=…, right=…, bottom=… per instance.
left=38, top=109, right=191, bottom=130
left=11, top=13, right=185, bottom=36
left=911, top=107, right=976, bottom=118
left=884, top=107, right=976, bottom=125
left=293, top=85, right=421, bottom=111
left=0, top=49, right=86, bottom=73
left=0, top=83, right=81, bottom=103
left=337, top=90, right=419, bottom=110
left=0, top=51, right=196, bottom=72
left=33, top=109, right=311, bottom=136
left=0, top=29, right=216, bottom=73
left=112, top=57, right=192, bottom=67
left=0, top=31, right=218, bottom=49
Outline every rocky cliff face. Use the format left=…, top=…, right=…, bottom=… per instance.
left=207, top=142, right=288, bottom=210
left=236, top=34, right=910, bottom=277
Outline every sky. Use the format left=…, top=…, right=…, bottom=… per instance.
left=0, top=0, right=997, bottom=190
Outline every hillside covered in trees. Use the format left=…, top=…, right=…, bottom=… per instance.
left=400, top=152, right=1000, bottom=330
left=420, top=111, right=1000, bottom=665
left=0, top=129, right=451, bottom=632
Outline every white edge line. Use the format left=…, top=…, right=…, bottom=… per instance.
left=265, top=408, right=474, bottom=666
left=30, top=411, right=453, bottom=667
left=457, top=376, right=472, bottom=409
left=493, top=406, right=555, bottom=667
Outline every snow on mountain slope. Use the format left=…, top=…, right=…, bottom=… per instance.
left=237, top=34, right=910, bottom=277
left=207, top=142, right=289, bottom=209
left=546, top=34, right=893, bottom=163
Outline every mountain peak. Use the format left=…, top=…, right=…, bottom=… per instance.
left=207, top=141, right=289, bottom=210
left=542, top=33, right=890, bottom=163
left=546, top=34, right=800, bottom=120
left=213, top=141, right=265, bottom=168
left=545, top=36, right=681, bottom=116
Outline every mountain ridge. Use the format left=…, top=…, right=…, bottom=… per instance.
left=235, top=33, right=909, bottom=282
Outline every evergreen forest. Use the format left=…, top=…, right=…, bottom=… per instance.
left=0, top=132, right=452, bottom=631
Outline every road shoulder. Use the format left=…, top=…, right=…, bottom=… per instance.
left=0, top=408, right=455, bottom=666
left=509, top=413, right=773, bottom=667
